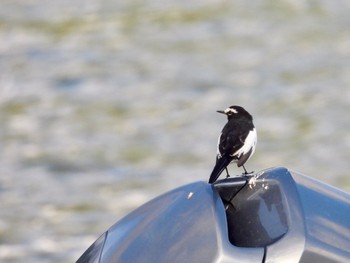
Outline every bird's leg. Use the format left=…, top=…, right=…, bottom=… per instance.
left=242, top=165, right=254, bottom=175
left=225, top=167, right=230, bottom=178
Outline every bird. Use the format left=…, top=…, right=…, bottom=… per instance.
left=208, top=105, right=257, bottom=184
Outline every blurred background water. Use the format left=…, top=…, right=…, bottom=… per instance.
left=1, top=0, right=350, bottom=262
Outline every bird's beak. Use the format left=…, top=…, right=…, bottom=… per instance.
left=216, top=110, right=225, bottom=114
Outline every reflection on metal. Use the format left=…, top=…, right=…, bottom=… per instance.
left=77, top=167, right=350, bottom=263
left=215, top=176, right=288, bottom=247
left=187, top=191, right=194, bottom=199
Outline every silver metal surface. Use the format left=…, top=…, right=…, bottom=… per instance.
left=77, top=167, right=350, bottom=263
left=99, top=181, right=264, bottom=263
left=292, top=171, right=350, bottom=263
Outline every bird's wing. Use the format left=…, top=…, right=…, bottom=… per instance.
left=234, top=128, right=257, bottom=162
left=237, top=147, right=253, bottom=167
left=218, top=128, right=243, bottom=158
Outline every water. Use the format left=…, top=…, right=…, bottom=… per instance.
left=1, top=1, right=350, bottom=262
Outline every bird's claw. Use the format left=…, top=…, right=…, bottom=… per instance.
left=243, top=171, right=255, bottom=177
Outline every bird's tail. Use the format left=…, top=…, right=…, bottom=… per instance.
left=208, top=156, right=232, bottom=184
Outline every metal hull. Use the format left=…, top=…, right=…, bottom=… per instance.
left=77, top=167, right=350, bottom=263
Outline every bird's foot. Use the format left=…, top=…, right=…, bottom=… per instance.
left=225, top=167, right=230, bottom=178
left=242, top=171, right=255, bottom=177
left=241, top=165, right=254, bottom=176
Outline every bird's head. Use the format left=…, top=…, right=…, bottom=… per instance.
left=217, top=105, right=252, bottom=120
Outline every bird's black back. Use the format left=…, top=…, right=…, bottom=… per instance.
left=218, top=116, right=254, bottom=157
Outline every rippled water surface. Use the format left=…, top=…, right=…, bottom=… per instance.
left=1, top=1, right=350, bottom=262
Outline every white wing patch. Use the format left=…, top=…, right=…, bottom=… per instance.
left=216, top=133, right=222, bottom=158
left=232, top=128, right=257, bottom=158
left=216, top=128, right=257, bottom=160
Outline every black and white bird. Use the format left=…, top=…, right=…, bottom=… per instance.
left=208, top=105, right=257, bottom=184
